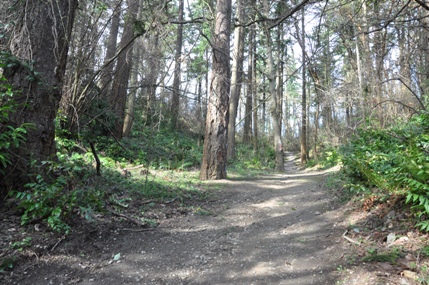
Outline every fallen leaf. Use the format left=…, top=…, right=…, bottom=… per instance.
left=402, top=270, right=419, bottom=280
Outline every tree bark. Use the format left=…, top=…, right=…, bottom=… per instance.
left=123, top=44, right=140, bottom=137
left=244, top=3, right=256, bottom=144
left=110, top=0, right=137, bottom=139
left=100, top=0, right=122, bottom=96
left=0, top=0, right=78, bottom=195
left=300, top=8, right=308, bottom=165
left=263, top=0, right=284, bottom=171
left=227, top=0, right=245, bottom=160
left=171, top=0, right=184, bottom=129
left=200, top=0, right=232, bottom=180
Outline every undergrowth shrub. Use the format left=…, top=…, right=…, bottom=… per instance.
left=340, top=112, right=429, bottom=231
left=307, top=147, right=342, bottom=169
left=14, top=149, right=104, bottom=234
left=231, top=142, right=276, bottom=171
left=95, top=128, right=202, bottom=170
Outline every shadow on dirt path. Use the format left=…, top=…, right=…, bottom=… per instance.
left=7, top=152, right=349, bottom=285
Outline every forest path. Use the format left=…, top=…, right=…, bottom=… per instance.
left=10, top=153, right=350, bottom=285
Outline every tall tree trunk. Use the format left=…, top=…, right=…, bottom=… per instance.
left=243, top=64, right=253, bottom=144
left=251, top=22, right=259, bottom=153
left=244, top=5, right=256, bottom=144
left=200, top=0, right=232, bottom=180
left=227, top=0, right=245, bottom=160
left=0, top=0, right=78, bottom=195
left=276, top=27, right=284, bottom=141
left=144, top=33, right=161, bottom=125
left=171, top=0, right=184, bottom=129
left=419, top=7, right=429, bottom=104
left=110, top=0, right=137, bottom=139
left=123, top=45, right=140, bottom=137
left=263, top=0, right=284, bottom=171
left=300, top=8, right=307, bottom=165
left=100, top=0, right=122, bottom=96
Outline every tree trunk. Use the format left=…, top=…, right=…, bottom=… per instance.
left=227, top=0, right=244, bottom=160
left=200, top=0, right=231, bottom=180
left=263, top=0, right=284, bottom=171
left=419, top=7, right=429, bottom=104
left=0, top=0, right=78, bottom=195
left=100, top=0, right=122, bottom=96
left=123, top=44, right=140, bottom=137
left=171, top=0, right=184, bottom=129
left=144, top=33, right=161, bottom=125
left=110, top=0, right=137, bottom=139
left=227, top=0, right=245, bottom=160
left=300, top=8, right=308, bottom=165
left=244, top=6, right=256, bottom=144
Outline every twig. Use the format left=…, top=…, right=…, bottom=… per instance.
left=106, top=206, right=150, bottom=227
left=51, top=235, right=66, bottom=251
left=89, top=141, right=101, bottom=175
left=342, top=230, right=361, bottom=245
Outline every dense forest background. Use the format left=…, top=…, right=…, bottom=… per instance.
left=1, top=0, right=429, bottom=233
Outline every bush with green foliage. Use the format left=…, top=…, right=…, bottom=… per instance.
left=13, top=128, right=206, bottom=233
left=340, top=112, right=429, bottom=231
left=14, top=149, right=105, bottom=233
left=95, top=128, right=202, bottom=170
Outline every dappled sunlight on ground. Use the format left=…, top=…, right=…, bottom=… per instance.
left=4, top=154, right=351, bottom=285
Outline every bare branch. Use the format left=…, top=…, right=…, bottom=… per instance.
left=415, top=0, right=429, bottom=11
left=268, top=0, right=312, bottom=30
left=163, top=17, right=211, bottom=25
left=382, top=78, right=426, bottom=110
left=365, top=0, right=412, bottom=35
left=373, top=99, right=419, bottom=114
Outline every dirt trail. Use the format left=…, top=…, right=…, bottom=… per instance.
left=8, top=153, right=349, bottom=285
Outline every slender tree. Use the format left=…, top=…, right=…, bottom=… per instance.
left=227, top=0, right=245, bottom=160
left=300, top=8, right=308, bottom=164
left=171, top=0, right=184, bottom=129
left=110, top=0, right=138, bottom=139
left=244, top=0, right=256, bottom=144
left=100, top=0, right=122, bottom=97
left=263, top=0, right=284, bottom=171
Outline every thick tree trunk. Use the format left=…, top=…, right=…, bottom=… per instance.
left=200, top=0, right=231, bottom=180
left=0, top=0, right=78, bottom=195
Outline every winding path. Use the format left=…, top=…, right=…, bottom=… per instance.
left=13, top=153, right=348, bottom=285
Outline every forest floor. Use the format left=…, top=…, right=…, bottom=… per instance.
left=1, top=152, right=427, bottom=284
